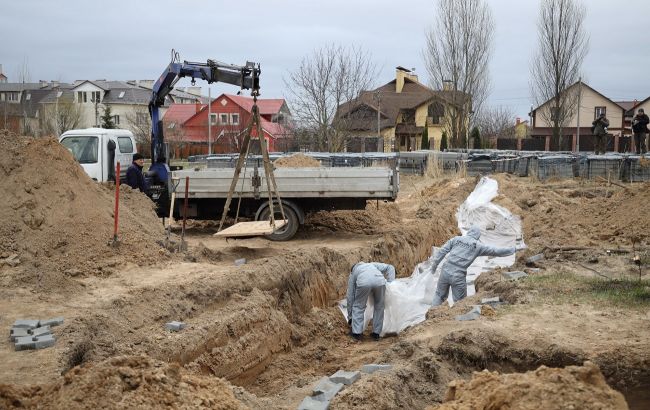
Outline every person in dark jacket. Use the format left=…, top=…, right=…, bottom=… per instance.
left=148, top=156, right=170, bottom=184
left=592, top=113, right=610, bottom=155
left=126, top=153, right=147, bottom=192
left=632, top=108, right=649, bottom=154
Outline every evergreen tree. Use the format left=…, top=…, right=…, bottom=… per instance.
left=101, top=106, right=116, bottom=129
left=471, top=126, right=481, bottom=149
left=440, top=131, right=448, bottom=151
left=421, top=127, right=430, bottom=149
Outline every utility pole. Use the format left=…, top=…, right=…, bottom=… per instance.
left=208, top=88, right=212, bottom=155
left=575, top=77, right=582, bottom=153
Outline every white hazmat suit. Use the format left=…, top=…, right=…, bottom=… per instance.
left=346, top=262, right=396, bottom=336
left=430, top=225, right=515, bottom=305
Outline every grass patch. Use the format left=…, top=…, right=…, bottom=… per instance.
left=522, top=270, right=650, bottom=309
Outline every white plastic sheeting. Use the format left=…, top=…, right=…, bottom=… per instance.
left=338, top=176, right=524, bottom=336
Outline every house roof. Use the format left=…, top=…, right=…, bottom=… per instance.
left=532, top=81, right=627, bottom=113
left=163, top=103, right=204, bottom=124
left=226, top=94, right=286, bottom=115
left=629, top=96, right=650, bottom=114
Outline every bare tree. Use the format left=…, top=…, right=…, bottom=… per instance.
left=39, top=97, right=82, bottom=136
left=285, top=44, right=377, bottom=152
left=475, top=106, right=517, bottom=139
left=530, top=0, right=589, bottom=144
left=424, top=0, right=494, bottom=148
left=125, top=106, right=151, bottom=146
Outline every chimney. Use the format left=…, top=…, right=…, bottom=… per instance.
left=442, top=80, right=453, bottom=91
left=395, top=66, right=412, bottom=93
left=0, top=64, right=3, bottom=74
left=139, top=80, right=154, bottom=89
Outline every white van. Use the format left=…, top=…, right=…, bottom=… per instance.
left=59, top=128, right=138, bottom=182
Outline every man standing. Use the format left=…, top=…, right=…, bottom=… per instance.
left=346, top=262, right=396, bottom=341
left=126, top=153, right=148, bottom=192
left=430, top=225, right=522, bottom=306
left=632, top=108, right=649, bottom=154
left=592, top=113, right=610, bottom=155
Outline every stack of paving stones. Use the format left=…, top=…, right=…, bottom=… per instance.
left=584, top=154, right=625, bottom=180
left=622, top=155, right=650, bottom=182
left=10, top=317, right=63, bottom=351
left=297, top=365, right=392, bottom=410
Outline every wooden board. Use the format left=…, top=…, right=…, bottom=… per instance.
left=214, top=220, right=287, bottom=237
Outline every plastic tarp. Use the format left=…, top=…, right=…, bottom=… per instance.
left=338, top=176, right=524, bottom=336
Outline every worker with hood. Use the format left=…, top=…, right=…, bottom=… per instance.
left=346, top=262, right=396, bottom=341
left=430, top=225, right=522, bottom=306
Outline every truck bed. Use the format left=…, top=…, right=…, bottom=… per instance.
left=172, top=167, right=398, bottom=200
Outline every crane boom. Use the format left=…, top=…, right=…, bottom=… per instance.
left=148, top=51, right=260, bottom=163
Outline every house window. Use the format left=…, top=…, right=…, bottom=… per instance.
left=220, top=113, right=229, bottom=124
left=231, top=113, right=240, bottom=125
left=428, top=102, right=445, bottom=125
left=91, top=91, right=101, bottom=103
left=210, top=113, right=218, bottom=125
left=6, top=92, right=19, bottom=102
left=77, top=91, right=87, bottom=103
left=168, top=122, right=176, bottom=129
left=113, top=115, right=120, bottom=125
left=594, top=107, right=606, bottom=119
left=136, top=112, right=148, bottom=125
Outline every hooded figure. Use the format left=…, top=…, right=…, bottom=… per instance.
left=346, top=262, right=396, bottom=340
left=430, top=225, right=516, bottom=306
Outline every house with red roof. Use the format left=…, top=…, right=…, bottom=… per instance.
left=163, top=94, right=292, bottom=155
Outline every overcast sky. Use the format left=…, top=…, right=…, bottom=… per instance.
left=2, top=0, right=649, bottom=119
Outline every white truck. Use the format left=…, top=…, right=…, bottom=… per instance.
left=59, top=128, right=137, bottom=182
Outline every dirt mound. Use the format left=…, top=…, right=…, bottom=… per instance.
left=0, top=136, right=166, bottom=287
left=0, top=355, right=247, bottom=409
left=306, top=201, right=402, bottom=235
left=433, top=362, right=628, bottom=410
left=273, top=153, right=321, bottom=168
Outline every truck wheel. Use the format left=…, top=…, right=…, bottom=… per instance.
left=258, top=204, right=299, bottom=241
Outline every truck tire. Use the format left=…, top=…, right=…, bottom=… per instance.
left=258, top=204, right=299, bottom=241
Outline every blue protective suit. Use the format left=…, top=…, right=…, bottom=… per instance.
left=431, top=226, right=515, bottom=305
left=346, top=262, right=396, bottom=335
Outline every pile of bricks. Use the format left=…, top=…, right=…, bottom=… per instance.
left=298, top=364, right=392, bottom=410
left=10, top=317, right=63, bottom=351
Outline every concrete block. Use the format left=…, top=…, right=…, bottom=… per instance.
left=329, top=370, right=360, bottom=385
left=10, top=327, right=30, bottom=341
left=502, top=271, right=528, bottom=281
left=297, top=395, right=329, bottom=410
left=481, top=297, right=500, bottom=305
left=455, top=312, right=480, bottom=321
left=361, top=364, right=393, bottom=374
left=14, top=336, right=36, bottom=351
left=30, top=326, right=51, bottom=337
left=234, top=258, right=247, bottom=266
left=312, top=377, right=343, bottom=401
left=165, top=321, right=186, bottom=331
left=526, top=254, right=545, bottom=264
left=39, top=317, right=64, bottom=327
left=34, top=334, right=56, bottom=349
left=13, top=319, right=40, bottom=329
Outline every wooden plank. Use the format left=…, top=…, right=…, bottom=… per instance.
left=214, top=220, right=287, bottom=237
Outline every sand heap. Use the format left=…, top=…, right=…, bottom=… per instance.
left=0, top=136, right=166, bottom=283
left=0, top=355, right=247, bottom=410
left=433, top=362, right=628, bottom=410
left=273, top=153, right=321, bottom=168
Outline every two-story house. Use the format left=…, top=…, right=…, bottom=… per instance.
left=336, top=67, right=469, bottom=152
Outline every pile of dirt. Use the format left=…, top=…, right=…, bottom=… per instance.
left=0, top=355, right=247, bottom=409
left=432, top=362, right=628, bottom=410
left=306, top=201, right=402, bottom=234
left=0, top=136, right=166, bottom=286
left=273, top=153, right=321, bottom=168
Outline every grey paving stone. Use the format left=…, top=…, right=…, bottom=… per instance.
left=481, top=297, right=501, bottom=304
left=15, top=336, right=36, bottom=351
left=361, top=364, right=393, bottom=374
left=39, top=317, right=64, bottom=327
left=30, top=326, right=51, bottom=337
left=34, top=334, right=56, bottom=349
left=165, top=321, right=186, bottom=331
left=13, top=319, right=40, bottom=329
left=502, top=271, right=528, bottom=281
left=312, top=377, right=343, bottom=401
left=297, top=395, right=329, bottom=410
left=455, top=307, right=481, bottom=321
left=234, top=258, right=247, bottom=266
left=9, top=327, right=30, bottom=341
left=329, top=370, right=360, bottom=385
left=526, top=254, right=545, bottom=264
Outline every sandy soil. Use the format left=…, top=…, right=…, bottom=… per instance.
left=1, top=142, right=649, bottom=409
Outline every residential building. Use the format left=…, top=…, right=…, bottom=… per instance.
left=163, top=93, right=291, bottom=155
left=336, top=66, right=469, bottom=152
left=0, top=65, right=6, bottom=83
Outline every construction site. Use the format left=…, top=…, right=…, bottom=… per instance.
left=0, top=128, right=649, bottom=410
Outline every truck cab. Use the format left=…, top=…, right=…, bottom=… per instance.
left=59, top=128, right=137, bottom=182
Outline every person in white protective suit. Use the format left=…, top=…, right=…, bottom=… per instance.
left=430, top=225, right=521, bottom=306
left=346, top=262, right=396, bottom=341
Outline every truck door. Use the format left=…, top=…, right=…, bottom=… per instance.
left=116, top=136, right=135, bottom=180
left=60, top=135, right=101, bottom=180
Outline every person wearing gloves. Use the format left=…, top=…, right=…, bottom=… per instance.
left=346, top=262, right=396, bottom=341
left=430, top=225, right=524, bottom=306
